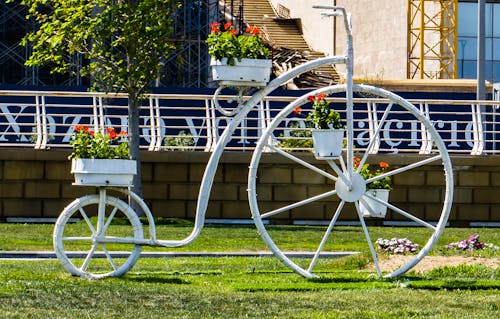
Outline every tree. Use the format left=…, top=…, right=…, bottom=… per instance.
left=19, top=0, right=180, bottom=206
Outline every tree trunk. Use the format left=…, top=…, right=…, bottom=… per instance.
left=128, top=92, right=144, bottom=216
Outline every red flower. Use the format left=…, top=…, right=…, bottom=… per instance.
left=211, top=21, right=220, bottom=33
left=354, top=157, right=361, bottom=169
left=307, top=95, right=315, bottom=102
left=230, top=29, right=237, bottom=36
left=89, top=130, right=95, bottom=136
left=293, top=107, right=302, bottom=115
left=379, top=161, right=390, bottom=169
left=246, top=26, right=259, bottom=35
left=106, top=127, right=118, bottom=139
left=316, top=93, right=326, bottom=100
left=224, top=22, right=232, bottom=31
left=74, top=125, right=89, bottom=133
left=118, top=131, right=128, bottom=137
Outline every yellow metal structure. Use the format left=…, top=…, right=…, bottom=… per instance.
left=407, top=0, right=458, bottom=79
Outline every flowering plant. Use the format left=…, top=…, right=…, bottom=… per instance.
left=304, top=93, right=342, bottom=129
left=69, top=125, right=129, bottom=160
left=355, top=157, right=392, bottom=190
left=206, top=21, right=269, bottom=66
left=446, top=234, right=485, bottom=251
left=376, top=237, right=419, bottom=254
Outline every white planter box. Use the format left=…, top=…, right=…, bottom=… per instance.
left=360, top=189, right=390, bottom=218
left=71, top=158, right=136, bottom=187
left=211, top=58, right=272, bottom=87
left=311, top=128, right=344, bottom=159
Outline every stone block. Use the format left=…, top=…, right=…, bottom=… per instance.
left=307, top=185, right=338, bottom=201
left=408, top=187, right=441, bottom=203
left=141, top=163, right=153, bottom=182
left=154, top=163, right=188, bottom=182
left=258, top=166, right=292, bottom=184
left=243, top=184, right=272, bottom=202
left=142, top=182, right=168, bottom=199
left=457, top=204, right=490, bottom=221
left=187, top=201, right=221, bottom=219
left=474, top=189, right=500, bottom=204
left=43, top=199, right=72, bottom=217
left=492, top=173, right=500, bottom=186
left=293, top=168, right=326, bottom=184
left=256, top=201, right=291, bottom=220
left=452, top=188, right=472, bottom=204
left=169, top=183, right=200, bottom=200
left=224, top=164, right=249, bottom=183
left=221, top=201, right=252, bottom=219
left=151, top=200, right=187, bottom=218
left=189, top=163, right=223, bottom=183
left=387, top=188, right=407, bottom=203
left=291, top=202, right=324, bottom=220
left=0, top=182, right=23, bottom=198
left=388, top=204, right=425, bottom=221
left=46, top=162, right=72, bottom=180
left=4, top=161, right=44, bottom=179
left=3, top=199, right=42, bottom=217
left=393, top=171, right=424, bottom=186
left=61, top=184, right=96, bottom=198
left=210, top=183, right=239, bottom=201
left=25, top=182, right=60, bottom=198
left=459, top=171, right=489, bottom=187
left=273, top=185, right=307, bottom=201
left=426, top=170, right=446, bottom=186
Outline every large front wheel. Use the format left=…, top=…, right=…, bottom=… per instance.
left=248, top=84, right=453, bottom=278
left=53, top=190, right=143, bottom=279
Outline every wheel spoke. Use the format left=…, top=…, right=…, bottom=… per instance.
left=62, top=236, right=93, bottom=242
left=101, top=245, right=118, bottom=271
left=261, top=189, right=338, bottom=219
left=79, top=207, right=96, bottom=234
left=80, top=245, right=97, bottom=272
left=268, top=143, right=338, bottom=181
left=355, top=201, right=382, bottom=276
left=363, top=192, right=437, bottom=230
left=366, top=155, right=442, bottom=184
left=102, top=206, right=118, bottom=234
left=356, top=102, right=393, bottom=171
left=307, top=201, right=345, bottom=272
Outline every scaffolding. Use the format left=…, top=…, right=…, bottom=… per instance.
left=0, top=0, right=225, bottom=88
left=407, top=0, right=458, bottom=79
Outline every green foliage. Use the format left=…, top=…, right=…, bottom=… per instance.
left=355, top=158, right=393, bottom=190
left=163, top=130, right=195, bottom=151
left=277, top=122, right=313, bottom=152
left=69, top=125, right=129, bottom=159
left=305, top=93, right=342, bottom=129
left=207, top=22, right=269, bottom=65
left=19, top=0, right=179, bottom=95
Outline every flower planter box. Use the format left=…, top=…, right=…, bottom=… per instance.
left=71, top=158, right=136, bottom=187
left=210, top=58, right=272, bottom=87
left=360, top=189, right=390, bottom=218
left=311, top=128, right=344, bottom=159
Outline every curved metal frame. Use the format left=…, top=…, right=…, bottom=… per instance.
left=53, top=5, right=454, bottom=278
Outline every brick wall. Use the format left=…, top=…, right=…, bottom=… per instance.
left=0, top=149, right=498, bottom=225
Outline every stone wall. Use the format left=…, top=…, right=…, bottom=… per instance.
left=0, top=148, right=498, bottom=225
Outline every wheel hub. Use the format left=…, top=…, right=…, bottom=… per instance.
left=335, top=173, right=366, bottom=202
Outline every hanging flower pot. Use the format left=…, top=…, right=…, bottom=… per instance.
left=210, top=58, right=272, bottom=87
left=360, top=189, right=390, bottom=218
left=71, top=158, right=137, bottom=187
left=311, top=128, right=344, bottom=159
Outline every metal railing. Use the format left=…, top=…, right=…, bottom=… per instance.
left=0, top=90, right=499, bottom=155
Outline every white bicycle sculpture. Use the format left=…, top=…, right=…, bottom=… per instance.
left=53, top=6, right=453, bottom=279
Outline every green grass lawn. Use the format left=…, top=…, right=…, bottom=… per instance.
left=0, top=222, right=499, bottom=318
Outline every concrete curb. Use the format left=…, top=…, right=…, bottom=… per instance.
left=0, top=251, right=358, bottom=260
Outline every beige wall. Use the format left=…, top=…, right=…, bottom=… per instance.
left=273, top=0, right=408, bottom=80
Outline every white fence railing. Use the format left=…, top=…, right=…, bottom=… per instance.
left=0, top=90, right=499, bottom=155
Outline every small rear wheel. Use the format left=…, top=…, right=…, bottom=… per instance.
left=53, top=190, right=143, bottom=279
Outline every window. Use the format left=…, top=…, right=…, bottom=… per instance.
left=458, top=1, right=500, bottom=83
